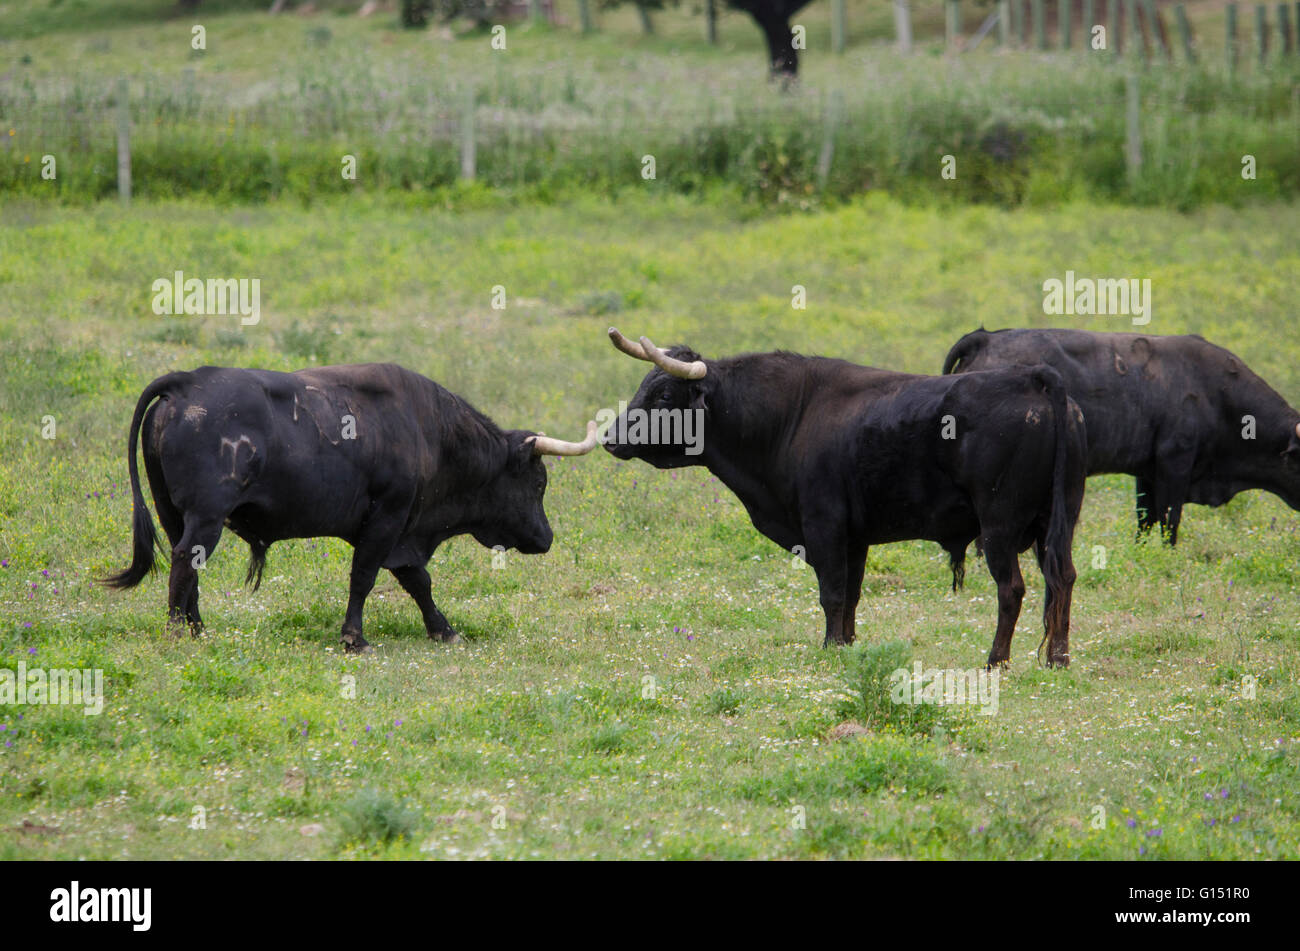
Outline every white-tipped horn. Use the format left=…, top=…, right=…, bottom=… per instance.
left=532, top=420, right=600, bottom=457
left=608, top=327, right=651, bottom=361
left=1295, top=422, right=1300, bottom=439
left=638, top=335, right=707, bottom=380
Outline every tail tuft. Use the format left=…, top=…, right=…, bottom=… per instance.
left=100, top=499, right=160, bottom=589
left=245, top=540, right=268, bottom=592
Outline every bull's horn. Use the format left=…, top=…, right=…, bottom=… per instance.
left=1295, top=422, right=1300, bottom=439
left=608, top=327, right=650, bottom=361
left=638, top=335, right=707, bottom=380
left=532, top=420, right=600, bottom=457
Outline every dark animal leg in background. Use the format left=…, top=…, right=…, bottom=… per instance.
left=1135, top=476, right=1158, bottom=537
left=391, top=564, right=459, bottom=643
left=841, top=547, right=868, bottom=645
left=168, top=513, right=224, bottom=636
left=982, top=538, right=1025, bottom=668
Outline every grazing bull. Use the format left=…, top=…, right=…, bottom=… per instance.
left=103, top=363, right=598, bottom=652
left=943, top=328, right=1300, bottom=544
left=602, top=329, right=1087, bottom=668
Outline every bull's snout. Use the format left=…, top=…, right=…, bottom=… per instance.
left=602, top=438, right=636, bottom=461
left=517, top=521, right=553, bottom=555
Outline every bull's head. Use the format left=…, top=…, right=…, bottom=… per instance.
left=479, top=421, right=600, bottom=555
left=602, top=327, right=709, bottom=469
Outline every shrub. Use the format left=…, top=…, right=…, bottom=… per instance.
left=835, top=638, right=944, bottom=737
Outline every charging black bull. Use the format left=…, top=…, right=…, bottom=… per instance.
left=103, top=363, right=598, bottom=652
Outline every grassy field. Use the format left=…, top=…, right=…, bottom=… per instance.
left=3, top=2, right=1297, bottom=205
left=2, top=191, right=1299, bottom=858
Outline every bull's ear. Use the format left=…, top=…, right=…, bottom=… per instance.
left=689, top=382, right=709, bottom=414
left=1285, top=432, right=1300, bottom=461
left=510, top=431, right=538, bottom=470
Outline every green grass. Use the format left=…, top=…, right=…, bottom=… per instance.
left=1, top=190, right=1299, bottom=858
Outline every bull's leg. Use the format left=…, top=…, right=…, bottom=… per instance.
left=1153, top=479, right=1190, bottom=546
left=391, top=565, right=460, bottom=644
left=341, top=511, right=406, bottom=654
left=982, top=537, right=1025, bottom=669
left=804, top=523, right=850, bottom=647
left=1134, top=476, right=1158, bottom=537
left=146, top=449, right=201, bottom=628
left=168, top=514, right=224, bottom=636
left=1152, top=458, right=1193, bottom=546
left=841, top=547, right=868, bottom=645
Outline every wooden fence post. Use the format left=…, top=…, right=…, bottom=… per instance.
left=947, top=0, right=961, bottom=50
left=1175, top=4, right=1196, bottom=61
left=706, top=0, right=718, bottom=44
left=1033, top=0, right=1046, bottom=47
left=999, top=0, right=1011, bottom=45
left=832, top=0, right=846, bottom=53
left=1227, top=3, right=1239, bottom=73
left=1083, top=0, right=1094, bottom=47
left=460, top=84, right=476, bottom=181
left=1107, top=0, right=1120, bottom=53
left=1142, top=0, right=1170, bottom=59
left=1255, top=4, right=1269, bottom=61
left=636, top=1, right=654, bottom=35
left=893, top=0, right=913, bottom=52
left=1061, top=0, right=1072, bottom=48
left=578, top=0, right=594, bottom=33
left=116, top=77, right=131, bottom=205
left=817, top=89, right=843, bottom=188
left=1123, top=0, right=1141, bottom=58
left=1280, top=3, right=1294, bottom=54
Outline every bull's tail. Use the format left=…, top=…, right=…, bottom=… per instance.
left=100, top=372, right=192, bottom=589
left=1031, top=365, right=1077, bottom=663
left=941, top=327, right=990, bottom=375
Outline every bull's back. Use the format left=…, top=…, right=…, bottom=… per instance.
left=947, top=329, right=1206, bottom=474
left=145, top=365, right=426, bottom=541
left=840, top=368, right=1074, bottom=541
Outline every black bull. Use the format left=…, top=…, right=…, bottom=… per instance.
left=944, top=328, right=1300, bottom=544
left=103, top=363, right=597, bottom=652
left=602, top=329, right=1088, bottom=668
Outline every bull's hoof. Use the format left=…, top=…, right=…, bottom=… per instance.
left=1047, top=653, right=1070, bottom=669
left=166, top=618, right=193, bottom=640
left=341, top=631, right=371, bottom=654
left=431, top=628, right=461, bottom=644
left=985, top=657, right=1010, bottom=672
